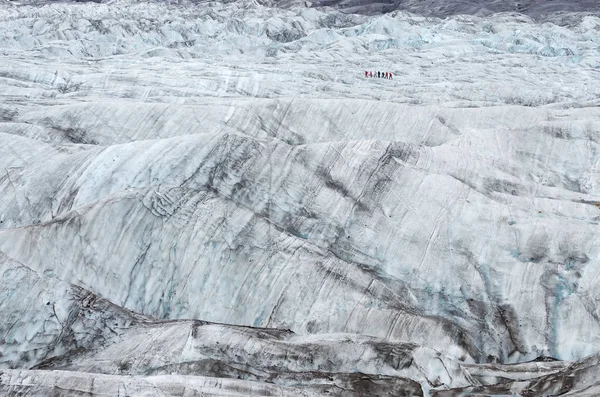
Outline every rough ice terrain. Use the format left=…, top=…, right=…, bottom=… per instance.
left=1, top=0, right=600, bottom=395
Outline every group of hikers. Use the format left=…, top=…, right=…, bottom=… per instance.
left=365, top=71, right=393, bottom=79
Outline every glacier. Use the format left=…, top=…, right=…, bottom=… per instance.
left=1, top=0, right=600, bottom=395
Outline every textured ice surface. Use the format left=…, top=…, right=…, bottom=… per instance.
left=289, top=0, right=600, bottom=21
left=1, top=0, right=600, bottom=395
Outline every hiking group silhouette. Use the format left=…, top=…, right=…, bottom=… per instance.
left=365, top=71, right=393, bottom=79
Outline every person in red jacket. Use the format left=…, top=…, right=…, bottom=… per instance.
left=389, top=72, right=393, bottom=79
left=365, top=71, right=369, bottom=78
left=385, top=72, right=388, bottom=79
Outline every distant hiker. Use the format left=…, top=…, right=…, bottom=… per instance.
left=369, top=71, right=373, bottom=78
left=377, top=71, right=380, bottom=78
left=365, top=71, right=369, bottom=78
left=385, top=72, right=388, bottom=79
left=389, top=72, right=393, bottom=79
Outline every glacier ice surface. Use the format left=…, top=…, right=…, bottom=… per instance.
left=1, top=0, right=600, bottom=395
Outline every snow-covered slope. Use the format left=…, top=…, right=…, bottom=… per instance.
left=1, top=0, right=600, bottom=395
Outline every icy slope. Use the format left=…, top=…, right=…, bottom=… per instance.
left=0, top=252, right=147, bottom=370
left=0, top=254, right=461, bottom=395
left=37, top=320, right=472, bottom=391
left=2, top=113, right=600, bottom=363
left=1, top=0, right=600, bottom=395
